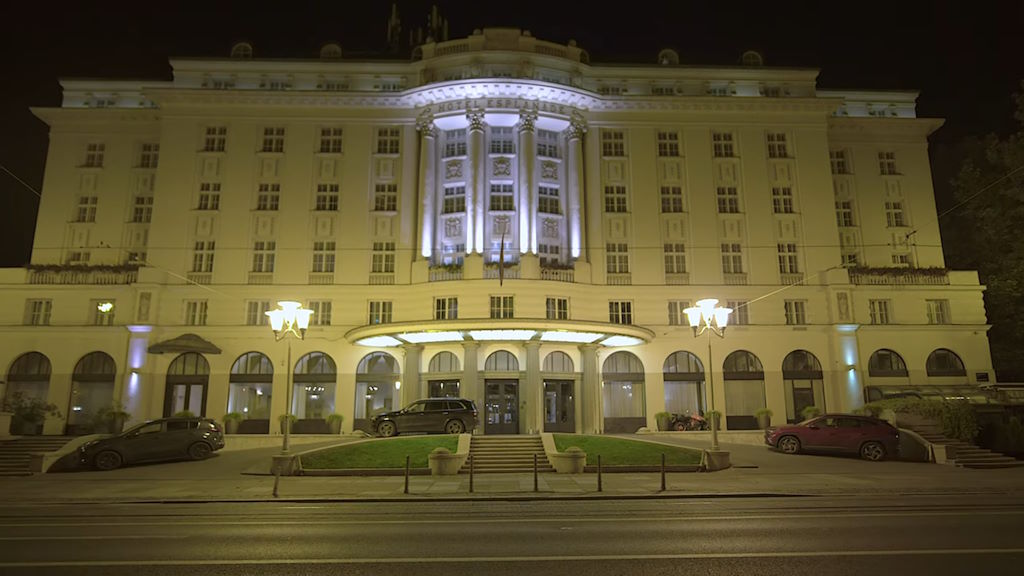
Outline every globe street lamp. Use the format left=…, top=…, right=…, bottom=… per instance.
left=683, top=298, right=732, bottom=452
left=266, top=301, right=313, bottom=454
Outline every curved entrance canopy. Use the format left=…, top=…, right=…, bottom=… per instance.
left=346, top=319, right=654, bottom=348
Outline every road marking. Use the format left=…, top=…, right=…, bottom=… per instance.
left=1, top=548, right=1023, bottom=567
left=0, top=535, right=186, bottom=541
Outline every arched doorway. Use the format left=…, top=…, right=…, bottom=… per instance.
left=543, top=351, right=576, bottom=433
left=426, top=351, right=461, bottom=398
left=484, top=350, right=519, bottom=434
left=354, top=352, right=400, bottom=433
left=164, top=352, right=208, bottom=418
left=722, top=350, right=765, bottom=430
left=602, top=351, right=645, bottom=433
left=68, top=352, right=117, bottom=435
left=5, top=352, right=52, bottom=435
left=865, top=348, right=910, bottom=402
left=782, top=350, right=824, bottom=423
left=228, top=352, right=273, bottom=434
left=663, top=351, right=705, bottom=417
left=293, top=352, right=337, bottom=433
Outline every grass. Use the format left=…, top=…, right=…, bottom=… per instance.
left=300, top=435, right=459, bottom=469
left=553, top=434, right=703, bottom=466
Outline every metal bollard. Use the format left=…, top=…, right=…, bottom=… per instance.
left=404, top=455, right=410, bottom=494
left=533, top=453, right=539, bottom=492
left=273, top=467, right=280, bottom=498
left=469, top=454, right=474, bottom=493
left=660, top=453, right=666, bottom=492
left=597, top=454, right=603, bottom=492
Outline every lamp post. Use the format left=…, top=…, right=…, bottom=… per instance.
left=683, top=298, right=732, bottom=452
left=266, top=301, right=313, bottom=454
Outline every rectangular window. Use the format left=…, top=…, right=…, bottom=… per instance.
left=927, top=299, right=951, bottom=325
left=184, top=300, right=208, bottom=326
left=372, top=241, right=395, bottom=273
left=869, top=299, right=892, bottom=325
left=442, top=243, right=465, bottom=266
left=546, top=297, right=569, bottom=320
left=489, top=183, right=515, bottom=211
left=606, top=243, right=630, bottom=273
left=442, top=186, right=466, bottom=214
left=664, top=243, right=687, bottom=274
left=319, top=128, right=344, bottom=153
left=252, top=241, right=276, bottom=272
left=315, top=184, right=339, bottom=211
left=489, top=126, right=515, bottom=154
left=192, top=241, right=216, bottom=273
left=76, top=196, right=98, bottom=222
left=727, top=300, right=750, bottom=325
left=657, top=131, right=680, bottom=157
left=538, top=243, right=561, bottom=267
left=772, top=187, right=794, bottom=213
left=835, top=200, right=855, bottom=227
left=885, top=201, right=906, bottom=227
left=537, top=129, right=560, bottom=158
left=435, top=297, right=459, bottom=320
left=777, top=243, right=799, bottom=274
left=374, top=183, right=398, bottom=211
left=131, top=195, right=153, bottom=223
left=376, top=128, right=401, bottom=154
left=721, top=243, right=744, bottom=274
left=125, top=251, right=146, bottom=265
left=603, top=185, right=628, bottom=213
left=66, top=251, right=90, bottom=265
left=139, top=143, right=159, bottom=168
left=712, top=132, right=735, bottom=158
left=892, top=253, right=913, bottom=266
left=368, top=301, right=393, bottom=324
left=256, top=183, right=280, bottom=211
left=84, top=143, right=105, bottom=167
left=490, top=296, right=514, bottom=319
left=784, top=300, right=807, bottom=325
left=879, top=151, right=898, bottom=175
left=203, top=126, right=227, bottom=152
left=766, top=132, right=789, bottom=158
left=609, top=301, right=633, bottom=324
left=24, top=299, right=52, bottom=326
left=309, top=300, right=332, bottom=326
left=601, top=129, right=626, bottom=157
left=261, top=127, right=285, bottom=153
left=716, top=187, right=739, bottom=213
left=312, top=241, right=336, bottom=273
left=443, top=129, right=467, bottom=157
left=660, top=186, right=683, bottom=213
left=841, top=253, right=859, bottom=267
left=830, top=149, right=850, bottom=174
left=197, top=182, right=221, bottom=210
left=538, top=186, right=561, bottom=214
left=667, top=300, right=691, bottom=326
left=246, top=301, right=271, bottom=326
left=90, top=299, right=115, bottom=326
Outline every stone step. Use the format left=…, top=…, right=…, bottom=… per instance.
left=955, top=454, right=1017, bottom=462
left=958, top=460, right=1024, bottom=469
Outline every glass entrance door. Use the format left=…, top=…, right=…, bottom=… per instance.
left=164, top=383, right=207, bottom=417
left=485, top=379, right=518, bottom=434
left=543, top=380, right=574, bottom=433
left=428, top=380, right=460, bottom=398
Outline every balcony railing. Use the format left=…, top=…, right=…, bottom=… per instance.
left=607, top=273, right=632, bottom=285
left=186, top=272, right=212, bottom=285
left=429, top=268, right=463, bottom=282
left=27, top=267, right=137, bottom=285
left=484, top=265, right=520, bottom=280
left=665, top=272, right=690, bottom=285
left=848, top=268, right=950, bottom=286
left=780, top=273, right=805, bottom=285
left=308, top=272, right=334, bottom=285
left=723, top=273, right=748, bottom=285
left=369, top=273, right=395, bottom=285
left=540, top=268, right=575, bottom=282
left=247, top=272, right=273, bottom=285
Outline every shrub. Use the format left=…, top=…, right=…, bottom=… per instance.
left=173, top=410, right=195, bottom=418
left=326, top=414, right=345, bottom=424
left=863, top=398, right=979, bottom=442
left=278, top=414, right=297, bottom=423
left=223, top=412, right=243, bottom=422
left=430, top=447, right=451, bottom=455
left=564, top=446, right=584, bottom=453
left=755, top=408, right=773, bottom=418
left=800, top=406, right=822, bottom=420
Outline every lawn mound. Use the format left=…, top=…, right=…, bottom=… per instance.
left=301, top=435, right=459, bottom=470
left=552, top=434, right=702, bottom=466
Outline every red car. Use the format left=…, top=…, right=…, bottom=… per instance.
left=764, top=414, right=899, bottom=461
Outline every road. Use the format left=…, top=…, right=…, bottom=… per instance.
left=0, top=494, right=1021, bottom=575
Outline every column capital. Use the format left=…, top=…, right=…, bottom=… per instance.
left=462, top=340, right=480, bottom=351
left=416, top=109, right=438, bottom=136
left=466, top=109, right=486, bottom=132
left=402, top=343, right=424, bottom=353
left=524, top=340, right=542, bottom=350
left=517, top=109, right=538, bottom=133
left=568, top=113, right=588, bottom=140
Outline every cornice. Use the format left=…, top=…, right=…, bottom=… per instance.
left=30, top=107, right=162, bottom=127
left=828, top=117, right=946, bottom=140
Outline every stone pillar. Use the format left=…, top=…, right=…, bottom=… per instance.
left=462, top=342, right=480, bottom=431
left=524, top=341, right=541, bottom=434
left=566, top=115, right=586, bottom=261
left=402, top=344, right=422, bottom=406
left=517, top=110, right=537, bottom=254
left=467, top=110, right=486, bottom=254
left=830, top=325, right=863, bottom=412
left=580, top=344, right=601, bottom=434
left=416, top=114, right=438, bottom=260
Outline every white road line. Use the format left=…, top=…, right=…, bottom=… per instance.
left=0, top=535, right=186, bottom=541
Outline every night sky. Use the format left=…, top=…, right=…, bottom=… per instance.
left=1, top=0, right=1021, bottom=267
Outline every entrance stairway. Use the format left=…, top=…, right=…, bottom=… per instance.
left=462, top=435, right=553, bottom=474
left=0, top=436, right=74, bottom=476
left=908, top=423, right=1024, bottom=469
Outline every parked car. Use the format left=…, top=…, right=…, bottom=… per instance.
left=80, top=416, right=226, bottom=471
left=764, top=414, right=899, bottom=461
left=372, top=398, right=478, bottom=437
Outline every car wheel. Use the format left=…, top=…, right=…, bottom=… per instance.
left=673, top=421, right=687, bottom=431
left=94, top=450, right=123, bottom=471
left=188, top=442, right=213, bottom=460
left=377, top=421, right=397, bottom=437
left=444, top=419, right=465, bottom=434
left=860, top=441, right=886, bottom=461
left=778, top=435, right=801, bottom=455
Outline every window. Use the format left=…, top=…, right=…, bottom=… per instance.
left=927, top=299, right=951, bottom=325
left=246, top=301, right=271, bottom=326
left=716, top=187, right=739, bottom=213
left=184, top=300, right=208, bottom=326
left=309, top=301, right=332, bottom=326
left=204, top=127, right=227, bottom=152
left=721, top=243, right=744, bottom=273
left=315, top=184, right=339, bottom=211
left=312, top=241, right=335, bottom=273
left=374, top=184, right=398, bottom=211
left=435, top=297, right=458, bottom=320
left=777, top=243, right=799, bottom=274
left=368, top=301, right=393, bottom=324
left=372, top=242, right=395, bottom=273
left=892, top=253, right=913, bottom=266
left=606, top=243, right=630, bottom=273
left=766, top=132, right=789, bottom=158
left=131, top=195, right=153, bottom=223
left=66, top=250, right=90, bottom=265
left=442, top=186, right=466, bottom=214
left=652, top=86, right=675, bottom=96
left=878, top=152, right=898, bottom=175
left=261, top=127, right=285, bottom=153
left=197, top=182, right=221, bottom=210
left=139, top=143, right=159, bottom=168
left=657, top=131, right=680, bottom=157
left=538, top=186, right=560, bottom=214
left=84, top=143, right=105, bottom=167
left=125, top=251, right=146, bottom=265
left=772, top=187, right=794, bottom=214
left=490, top=296, right=514, bottom=319
left=601, top=130, right=625, bottom=157
left=546, top=297, right=568, bottom=320
left=252, top=241, right=276, bottom=272
left=598, top=86, right=625, bottom=96
left=90, top=299, right=115, bottom=326
left=830, top=149, right=850, bottom=174
left=442, top=243, right=465, bottom=266
left=376, top=128, right=401, bottom=154
left=609, top=301, right=633, bottom=324
left=659, top=186, right=684, bottom=213
left=537, top=129, right=560, bottom=158
left=727, top=300, right=750, bottom=325
left=538, top=243, right=561, bottom=267
left=869, top=299, right=892, bottom=325
left=489, top=183, right=515, bottom=211
left=784, top=300, right=807, bottom=325
left=191, top=241, right=215, bottom=273
left=489, top=127, right=514, bottom=154
left=319, top=128, right=343, bottom=153
left=835, top=200, right=855, bottom=227
left=603, top=185, right=628, bottom=213
left=712, top=132, right=735, bottom=157
left=24, top=299, right=52, bottom=326
left=841, top=253, right=859, bottom=267
left=664, top=243, right=687, bottom=274
left=667, top=300, right=690, bottom=326
left=443, top=129, right=467, bottom=157
left=76, top=196, right=98, bottom=222
left=885, top=201, right=906, bottom=227
left=256, top=183, right=280, bottom=211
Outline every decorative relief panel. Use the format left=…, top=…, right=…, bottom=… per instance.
left=136, top=292, right=151, bottom=323
left=662, top=217, right=687, bottom=240
left=714, top=160, right=738, bottom=184
left=839, top=230, right=860, bottom=249
left=194, top=216, right=215, bottom=238
left=542, top=218, right=559, bottom=239
left=70, top=226, right=90, bottom=248
left=492, top=157, right=512, bottom=177
left=374, top=216, right=394, bottom=238
left=375, top=158, right=396, bottom=180
left=260, top=158, right=279, bottom=178
left=659, top=159, right=682, bottom=182
left=884, top=178, right=903, bottom=198
left=134, top=173, right=155, bottom=193
left=719, top=217, right=744, bottom=240
left=775, top=218, right=799, bottom=241
left=314, top=215, right=335, bottom=238
left=201, top=157, right=220, bottom=177
left=79, top=174, right=97, bottom=191
left=493, top=216, right=511, bottom=236
left=126, top=226, right=149, bottom=248
left=541, top=161, right=559, bottom=180
left=254, top=215, right=276, bottom=237
left=890, top=231, right=910, bottom=249
left=445, top=160, right=464, bottom=179
left=833, top=177, right=852, bottom=199
left=604, top=160, right=626, bottom=182
left=445, top=217, right=462, bottom=238
left=836, top=292, right=851, bottom=323
left=606, top=216, right=628, bottom=240
left=769, top=160, right=793, bottom=183
left=319, top=159, right=337, bottom=179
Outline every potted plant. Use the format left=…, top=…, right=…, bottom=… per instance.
left=706, top=409, right=722, bottom=431
left=95, top=403, right=131, bottom=434
left=654, top=411, right=672, bottom=431
left=801, top=405, right=822, bottom=421
left=326, top=413, right=344, bottom=434
left=223, top=412, right=243, bottom=434
left=755, top=408, right=773, bottom=430
left=278, top=414, right=296, bottom=434
left=2, top=392, right=62, bottom=435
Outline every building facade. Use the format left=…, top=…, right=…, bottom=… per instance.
left=0, top=28, right=994, bottom=436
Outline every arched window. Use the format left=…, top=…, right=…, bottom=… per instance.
left=602, top=351, right=645, bottom=433
left=294, top=352, right=337, bottom=421
left=227, top=352, right=273, bottom=430
left=542, top=352, right=576, bottom=433
left=663, top=351, right=705, bottom=417
left=723, top=350, right=764, bottom=375
left=741, top=50, right=764, bottom=66
left=230, top=42, right=253, bottom=59
left=5, top=352, right=52, bottom=434
left=319, top=43, right=342, bottom=60
left=657, top=48, right=680, bottom=65
left=354, top=352, right=398, bottom=430
left=722, top=350, right=766, bottom=430
left=868, top=349, right=908, bottom=377
left=164, top=352, right=208, bottom=419
left=602, top=351, right=644, bottom=375
left=926, top=349, right=966, bottom=377
left=68, top=352, right=117, bottom=434
left=543, top=351, right=574, bottom=373
left=426, top=352, right=460, bottom=399
left=428, top=351, right=460, bottom=373
left=485, top=350, right=519, bottom=371
left=782, top=350, right=824, bottom=423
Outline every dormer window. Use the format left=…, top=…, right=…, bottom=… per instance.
left=230, top=42, right=253, bottom=59
left=741, top=50, right=764, bottom=66
left=320, top=43, right=342, bottom=60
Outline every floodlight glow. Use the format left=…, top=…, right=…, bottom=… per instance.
left=356, top=336, right=403, bottom=347
left=601, top=335, right=643, bottom=347
left=97, top=301, right=114, bottom=313
left=397, top=331, right=465, bottom=343
left=540, top=331, right=604, bottom=343
left=468, top=329, right=536, bottom=341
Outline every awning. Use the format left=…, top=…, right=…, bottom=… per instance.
left=147, top=333, right=222, bottom=355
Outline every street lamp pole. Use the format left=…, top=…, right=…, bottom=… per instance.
left=266, top=301, right=313, bottom=454
left=683, top=298, right=732, bottom=452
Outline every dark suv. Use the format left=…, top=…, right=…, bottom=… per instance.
left=80, top=416, right=226, bottom=470
left=372, top=398, right=478, bottom=437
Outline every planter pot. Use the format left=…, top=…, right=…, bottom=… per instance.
left=428, top=451, right=464, bottom=475
left=328, top=420, right=342, bottom=434
left=550, top=450, right=586, bottom=474
left=14, top=418, right=41, bottom=436
left=225, top=419, right=239, bottom=435
left=279, top=420, right=293, bottom=435
left=107, top=415, right=127, bottom=434
left=756, top=414, right=771, bottom=430
left=655, top=415, right=671, bottom=432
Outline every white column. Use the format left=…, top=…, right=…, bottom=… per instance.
left=467, top=110, right=486, bottom=254
left=567, top=116, right=586, bottom=261
left=580, top=344, right=601, bottom=434
left=517, top=110, right=537, bottom=254
left=416, top=115, right=438, bottom=260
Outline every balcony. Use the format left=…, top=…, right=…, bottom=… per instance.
left=27, top=265, right=138, bottom=285
left=186, top=272, right=212, bottom=285
left=541, top=268, right=575, bottom=283
left=780, top=273, right=805, bottom=285
left=723, top=273, right=748, bottom=285
left=247, top=272, right=273, bottom=285
left=369, top=273, right=395, bottom=285
left=665, top=272, right=690, bottom=285
left=429, top=267, right=464, bottom=282
left=848, top=267, right=949, bottom=286
left=484, top=265, right=520, bottom=280
left=308, top=272, right=334, bottom=285
left=607, top=273, right=632, bottom=285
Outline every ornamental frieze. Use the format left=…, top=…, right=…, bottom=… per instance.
left=541, top=161, right=559, bottom=180
left=492, top=157, right=512, bottom=177
left=445, top=160, right=463, bottom=179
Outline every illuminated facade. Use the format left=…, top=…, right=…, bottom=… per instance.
left=0, top=28, right=994, bottom=436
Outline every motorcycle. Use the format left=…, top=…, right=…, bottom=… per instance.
left=669, top=412, right=708, bottom=431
